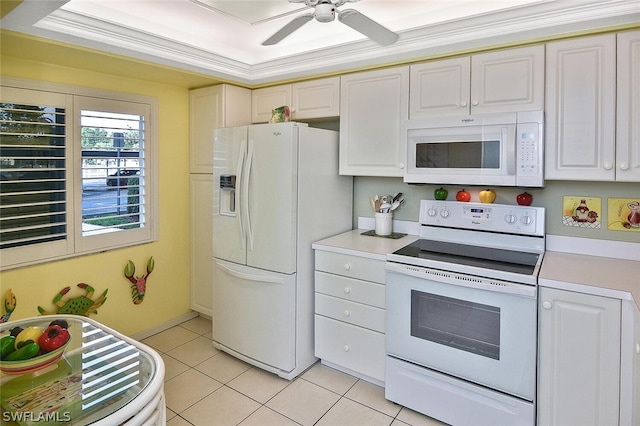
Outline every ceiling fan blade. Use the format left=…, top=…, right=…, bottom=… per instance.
left=337, top=9, right=398, bottom=46
left=262, top=13, right=314, bottom=45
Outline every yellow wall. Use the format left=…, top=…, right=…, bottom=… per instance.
left=0, top=34, right=211, bottom=335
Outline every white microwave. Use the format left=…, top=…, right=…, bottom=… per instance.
left=404, top=111, right=544, bottom=187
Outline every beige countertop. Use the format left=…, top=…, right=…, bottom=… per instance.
left=540, top=250, right=640, bottom=308
left=312, top=229, right=418, bottom=260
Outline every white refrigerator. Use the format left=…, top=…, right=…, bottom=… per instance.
left=212, top=122, right=353, bottom=379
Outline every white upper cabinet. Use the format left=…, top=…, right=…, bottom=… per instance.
left=251, top=77, right=340, bottom=123
left=190, top=84, right=251, bottom=174
left=339, top=66, right=409, bottom=176
left=545, top=34, right=617, bottom=181
left=291, top=77, right=340, bottom=120
left=616, top=30, right=640, bottom=182
left=410, top=45, right=544, bottom=118
left=251, top=85, right=293, bottom=123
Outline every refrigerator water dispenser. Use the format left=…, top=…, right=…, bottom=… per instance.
left=219, top=174, right=236, bottom=216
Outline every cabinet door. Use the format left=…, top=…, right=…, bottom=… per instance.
left=471, top=45, right=544, bottom=114
left=545, top=34, right=617, bottom=180
left=538, top=287, right=621, bottom=426
left=292, top=77, right=340, bottom=120
left=190, top=86, right=223, bottom=173
left=190, top=174, right=213, bottom=316
left=409, top=57, right=470, bottom=118
left=251, top=85, right=292, bottom=123
left=189, top=85, right=251, bottom=173
left=339, top=66, right=409, bottom=176
left=616, top=30, right=640, bottom=182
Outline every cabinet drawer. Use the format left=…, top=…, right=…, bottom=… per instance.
left=315, top=251, right=385, bottom=283
left=315, top=315, right=385, bottom=383
left=315, top=271, right=385, bottom=308
left=316, top=293, right=385, bottom=332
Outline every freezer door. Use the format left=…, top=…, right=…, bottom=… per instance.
left=213, top=259, right=296, bottom=372
left=245, top=123, right=298, bottom=274
left=213, top=126, right=247, bottom=265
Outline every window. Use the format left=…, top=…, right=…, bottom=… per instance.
left=0, top=82, right=157, bottom=270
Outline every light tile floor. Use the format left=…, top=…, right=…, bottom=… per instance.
left=141, top=316, right=448, bottom=426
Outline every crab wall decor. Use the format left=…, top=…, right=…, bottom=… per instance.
left=124, top=256, right=154, bottom=304
left=38, top=283, right=108, bottom=317
left=1, top=289, right=16, bottom=323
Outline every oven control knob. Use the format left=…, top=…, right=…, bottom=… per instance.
left=521, top=215, right=534, bottom=225
left=440, top=208, right=450, bottom=218
left=504, top=214, right=517, bottom=224
left=427, top=207, right=438, bottom=217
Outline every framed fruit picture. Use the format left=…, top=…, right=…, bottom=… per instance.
left=608, top=198, right=640, bottom=232
left=562, top=196, right=601, bottom=229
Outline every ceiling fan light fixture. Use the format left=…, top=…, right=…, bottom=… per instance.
left=314, top=3, right=336, bottom=22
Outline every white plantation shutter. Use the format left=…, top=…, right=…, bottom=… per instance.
left=0, top=87, right=75, bottom=266
left=0, top=81, right=157, bottom=270
left=75, top=96, right=153, bottom=253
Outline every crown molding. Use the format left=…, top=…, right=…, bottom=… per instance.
left=3, top=0, right=639, bottom=85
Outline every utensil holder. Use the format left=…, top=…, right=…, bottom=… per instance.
left=375, top=212, right=393, bottom=236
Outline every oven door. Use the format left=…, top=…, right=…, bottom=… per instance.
left=404, top=122, right=516, bottom=185
left=385, top=262, right=537, bottom=401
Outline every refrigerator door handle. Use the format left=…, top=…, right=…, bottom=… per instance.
left=237, top=139, right=247, bottom=250
left=215, top=260, right=285, bottom=285
left=243, top=138, right=255, bottom=252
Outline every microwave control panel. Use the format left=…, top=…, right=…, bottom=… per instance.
left=516, top=121, right=543, bottom=186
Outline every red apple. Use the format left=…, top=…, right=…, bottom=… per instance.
left=456, top=189, right=471, bottom=202
left=517, top=192, right=533, bottom=206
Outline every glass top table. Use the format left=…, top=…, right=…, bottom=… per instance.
left=0, top=315, right=165, bottom=425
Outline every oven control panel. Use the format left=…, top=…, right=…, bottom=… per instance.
left=420, top=200, right=545, bottom=236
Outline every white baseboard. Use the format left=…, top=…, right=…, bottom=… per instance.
left=130, top=311, right=199, bottom=341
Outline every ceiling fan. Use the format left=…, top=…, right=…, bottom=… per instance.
left=262, top=0, right=399, bottom=46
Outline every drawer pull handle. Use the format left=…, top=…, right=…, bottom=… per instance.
left=344, top=263, right=351, bottom=271
left=344, top=287, right=351, bottom=294
left=343, top=345, right=350, bottom=352
left=344, top=310, right=351, bottom=317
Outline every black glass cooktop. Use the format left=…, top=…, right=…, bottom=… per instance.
left=393, top=239, right=540, bottom=276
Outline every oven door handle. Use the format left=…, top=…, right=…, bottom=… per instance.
left=385, top=261, right=537, bottom=298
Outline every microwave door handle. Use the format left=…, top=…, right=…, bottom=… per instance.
left=505, top=126, right=515, bottom=175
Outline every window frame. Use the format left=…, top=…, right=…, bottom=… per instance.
left=1, top=78, right=159, bottom=270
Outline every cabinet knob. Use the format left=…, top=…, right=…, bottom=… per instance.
left=344, top=263, right=351, bottom=271
left=542, top=301, right=552, bottom=310
left=471, top=100, right=479, bottom=106
left=343, top=310, right=351, bottom=317
left=343, top=345, right=350, bottom=352
left=398, top=163, right=405, bottom=169
left=343, top=287, right=351, bottom=294
left=619, top=163, right=629, bottom=171
left=460, top=101, right=468, bottom=107
left=604, top=162, right=614, bottom=170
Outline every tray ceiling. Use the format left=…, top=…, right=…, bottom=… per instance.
left=2, top=0, right=639, bottom=85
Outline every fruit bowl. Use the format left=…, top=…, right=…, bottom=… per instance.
left=0, top=336, right=71, bottom=375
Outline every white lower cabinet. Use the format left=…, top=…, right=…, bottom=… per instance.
left=537, top=287, right=621, bottom=425
left=314, top=250, right=386, bottom=384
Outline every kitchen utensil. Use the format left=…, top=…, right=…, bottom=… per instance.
left=379, top=202, right=392, bottom=213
